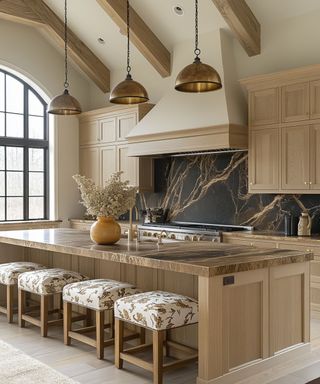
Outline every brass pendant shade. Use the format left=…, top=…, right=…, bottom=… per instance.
left=175, top=0, right=222, bottom=93
left=175, top=57, right=222, bottom=93
left=48, top=89, right=82, bottom=115
left=48, top=0, right=82, bottom=115
left=109, top=0, right=149, bottom=105
left=110, top=74, right=149, bottom=104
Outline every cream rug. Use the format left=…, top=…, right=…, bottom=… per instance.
left=0, top=340, right=79, bottom=384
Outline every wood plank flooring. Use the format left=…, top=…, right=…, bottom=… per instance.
left=1, top=316, right=320, bottom=383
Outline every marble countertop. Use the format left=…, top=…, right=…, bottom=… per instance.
left=223, top=230, right=320, bottom=244
left=0, top=228, right=313, bottom=277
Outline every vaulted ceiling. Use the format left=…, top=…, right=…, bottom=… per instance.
left=1, top=0, right=320, bottom=93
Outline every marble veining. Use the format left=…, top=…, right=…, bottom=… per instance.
left=139, top=153, right=320, bottom=232
left=0, top=229, right=312, bottom=277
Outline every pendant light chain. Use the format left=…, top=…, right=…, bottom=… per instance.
left=194, top=0, right=201, bottom=58
left=126, top=0, right=131, bottom=76
left=64, top=0, right=69, bottom=89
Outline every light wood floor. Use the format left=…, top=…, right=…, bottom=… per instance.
left=1, top=316, right=320, bottom=384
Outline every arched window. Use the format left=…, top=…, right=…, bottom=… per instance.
left=0, top=69, right=48, bottom=221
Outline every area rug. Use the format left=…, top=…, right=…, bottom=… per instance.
left=0, top=340, right=79, bottom=384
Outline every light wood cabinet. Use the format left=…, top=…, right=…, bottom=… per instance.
left=249, top=88, right=279, bottom=127
left=281, top=125, right=310, bottom=190
left=281, top=82, right=309, bottom=123
left=310, top=80, right=320, bottom=119
left=249, top=128, right=279, bottom=191
left=242, top=65, right=320, bottom=194
left=100, top=146, right=117, bottom=185
left=310, top=124, right=320, bottom=189
left=79, top=104, right=154, bottom=191
left=79, top=147, right=100, bottom=185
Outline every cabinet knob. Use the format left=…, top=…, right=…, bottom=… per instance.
left=309, top=181, right=313, bottom=185
left=304, top=181, right=308, bottom=185
left=249, top=182, right=253, bottom=186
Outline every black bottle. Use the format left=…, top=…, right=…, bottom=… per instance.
left=284, top=214, right=292, bottom=236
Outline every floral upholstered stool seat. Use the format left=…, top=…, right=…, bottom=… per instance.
left=114, top=291, right=199, bottom=384
left=0, top=262, right=46, bottom=323
left=63, top=279, right=142, bottom=360
left=18, top=268, right=88, bottom=337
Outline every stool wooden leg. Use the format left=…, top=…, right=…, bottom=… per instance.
left=153, top=330, right=164, bottom=384
left=96, top=310, right=105, bottom=360
left=18, top=289, right=25, bottom=328
left=115, top=318, right=124, bottom=369
left=63, top=302, right=72, bottom=346
left=86, top=308, right=92, bottom=327
left=6, top=285, right=14, bottom=323
left=40, top=295, right=49, bottom=337
left=140, top=326, right=146, bottom=344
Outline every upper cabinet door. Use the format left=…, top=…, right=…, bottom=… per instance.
left=249, top=88, right=279, bottom=127
left=117, top=144, right=138, bottom=187
left=281, top=125, right=310, bottom=190
left=100, top=146, right=117, bottom=186
left=100, top=117, right=116, bottom=143
left=79, top=147, right=100, bottom=185
left=249, top=128, right=279, bottom=192
left=117, top=113, right=137, bottom=141
left=281, top=82, right=309, bottom=123
left=79, top=120, right=100, bottom=145
left=310, top=124, right=320, bottom=189
left=310, top=80, right=320, bottom=120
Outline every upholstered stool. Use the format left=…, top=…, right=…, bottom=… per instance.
left=0, top=262, right=46, bottom=323
left=114, top=291, right=198, bottom=384
left=18, top=268, right=88, bottom=337
left=63, top=279, right=143, bottom=359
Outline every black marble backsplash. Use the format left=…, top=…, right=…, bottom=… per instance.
left=139, top=152, right=320, bottom=233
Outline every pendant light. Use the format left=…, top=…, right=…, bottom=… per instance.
left=175, top=0, right=222, bottom=93
left=109, top=0, right=149, bottom=104
left=48, top=0, right=82, bottom=115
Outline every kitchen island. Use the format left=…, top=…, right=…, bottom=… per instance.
left=0, top=228, right=313, bottom=384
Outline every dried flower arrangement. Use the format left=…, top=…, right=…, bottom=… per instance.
left=73, top=172, right=137, bottom=219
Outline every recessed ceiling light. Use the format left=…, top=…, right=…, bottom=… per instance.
left=97, top=37, right=105, bottom=44
left=173, top=5, right=184, bottom=16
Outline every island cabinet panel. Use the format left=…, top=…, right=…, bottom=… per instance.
left=249, top=128, right=279, bottom=191
left=222, top=269, right=268, bottom=370
left=270, top=262, right=310, bottom=354
left=281, top=125, right=310, bottom=190
left=281, top=82, right=309, bottom=123
left=249, top=88, right=279, bottom=127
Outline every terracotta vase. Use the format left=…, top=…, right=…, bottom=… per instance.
left=90, top=216, right=121, bottom=245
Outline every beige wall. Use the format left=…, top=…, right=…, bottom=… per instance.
left=0, top=19, right=91, bottom=224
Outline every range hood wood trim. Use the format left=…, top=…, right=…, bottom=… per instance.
left=127, top=124, right=247, bottom=143
left=127, top=124, right=248, bottom=156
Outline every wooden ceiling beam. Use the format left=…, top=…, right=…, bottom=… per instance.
left=0, top=0, right=110, bottom=92
left=97, top=0, right=171, bottom=78
left=211, top=0, right=260, bottom=57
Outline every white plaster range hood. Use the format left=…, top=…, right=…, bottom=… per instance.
left=127, top=30, right=248, bottom=157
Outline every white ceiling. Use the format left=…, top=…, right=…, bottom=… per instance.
left=43, top=0, right=320, bottom=74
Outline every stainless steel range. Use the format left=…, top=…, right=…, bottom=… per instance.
left=137, top=221, right=253, bottom=243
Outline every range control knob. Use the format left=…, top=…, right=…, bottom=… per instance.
left=170, top=234, right=176, bottom=240
left=212, top=238, right=218, bottom=242
left=147, top=232, right=152, bottom=237
left=185, top=235, right=191, bottom=241
left=143, top=231, right=148, bottom=236
left=153, top=233, right=158, bottom=238
left=192, top=235, right=198, bottom=242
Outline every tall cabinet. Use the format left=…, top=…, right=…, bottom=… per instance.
left=241, top=65, right=320, bottom=193
left=79, top=104, right=154, bottom=191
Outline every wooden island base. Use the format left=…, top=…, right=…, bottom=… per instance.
left=197, top=262, right=310, bottom=383
left=0, top=229, right=312, bottom=384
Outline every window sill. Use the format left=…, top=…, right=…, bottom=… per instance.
left=0, top=220, right=62, bottom=231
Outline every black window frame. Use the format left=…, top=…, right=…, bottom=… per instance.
left=0, top=69, right=49, bottom=222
